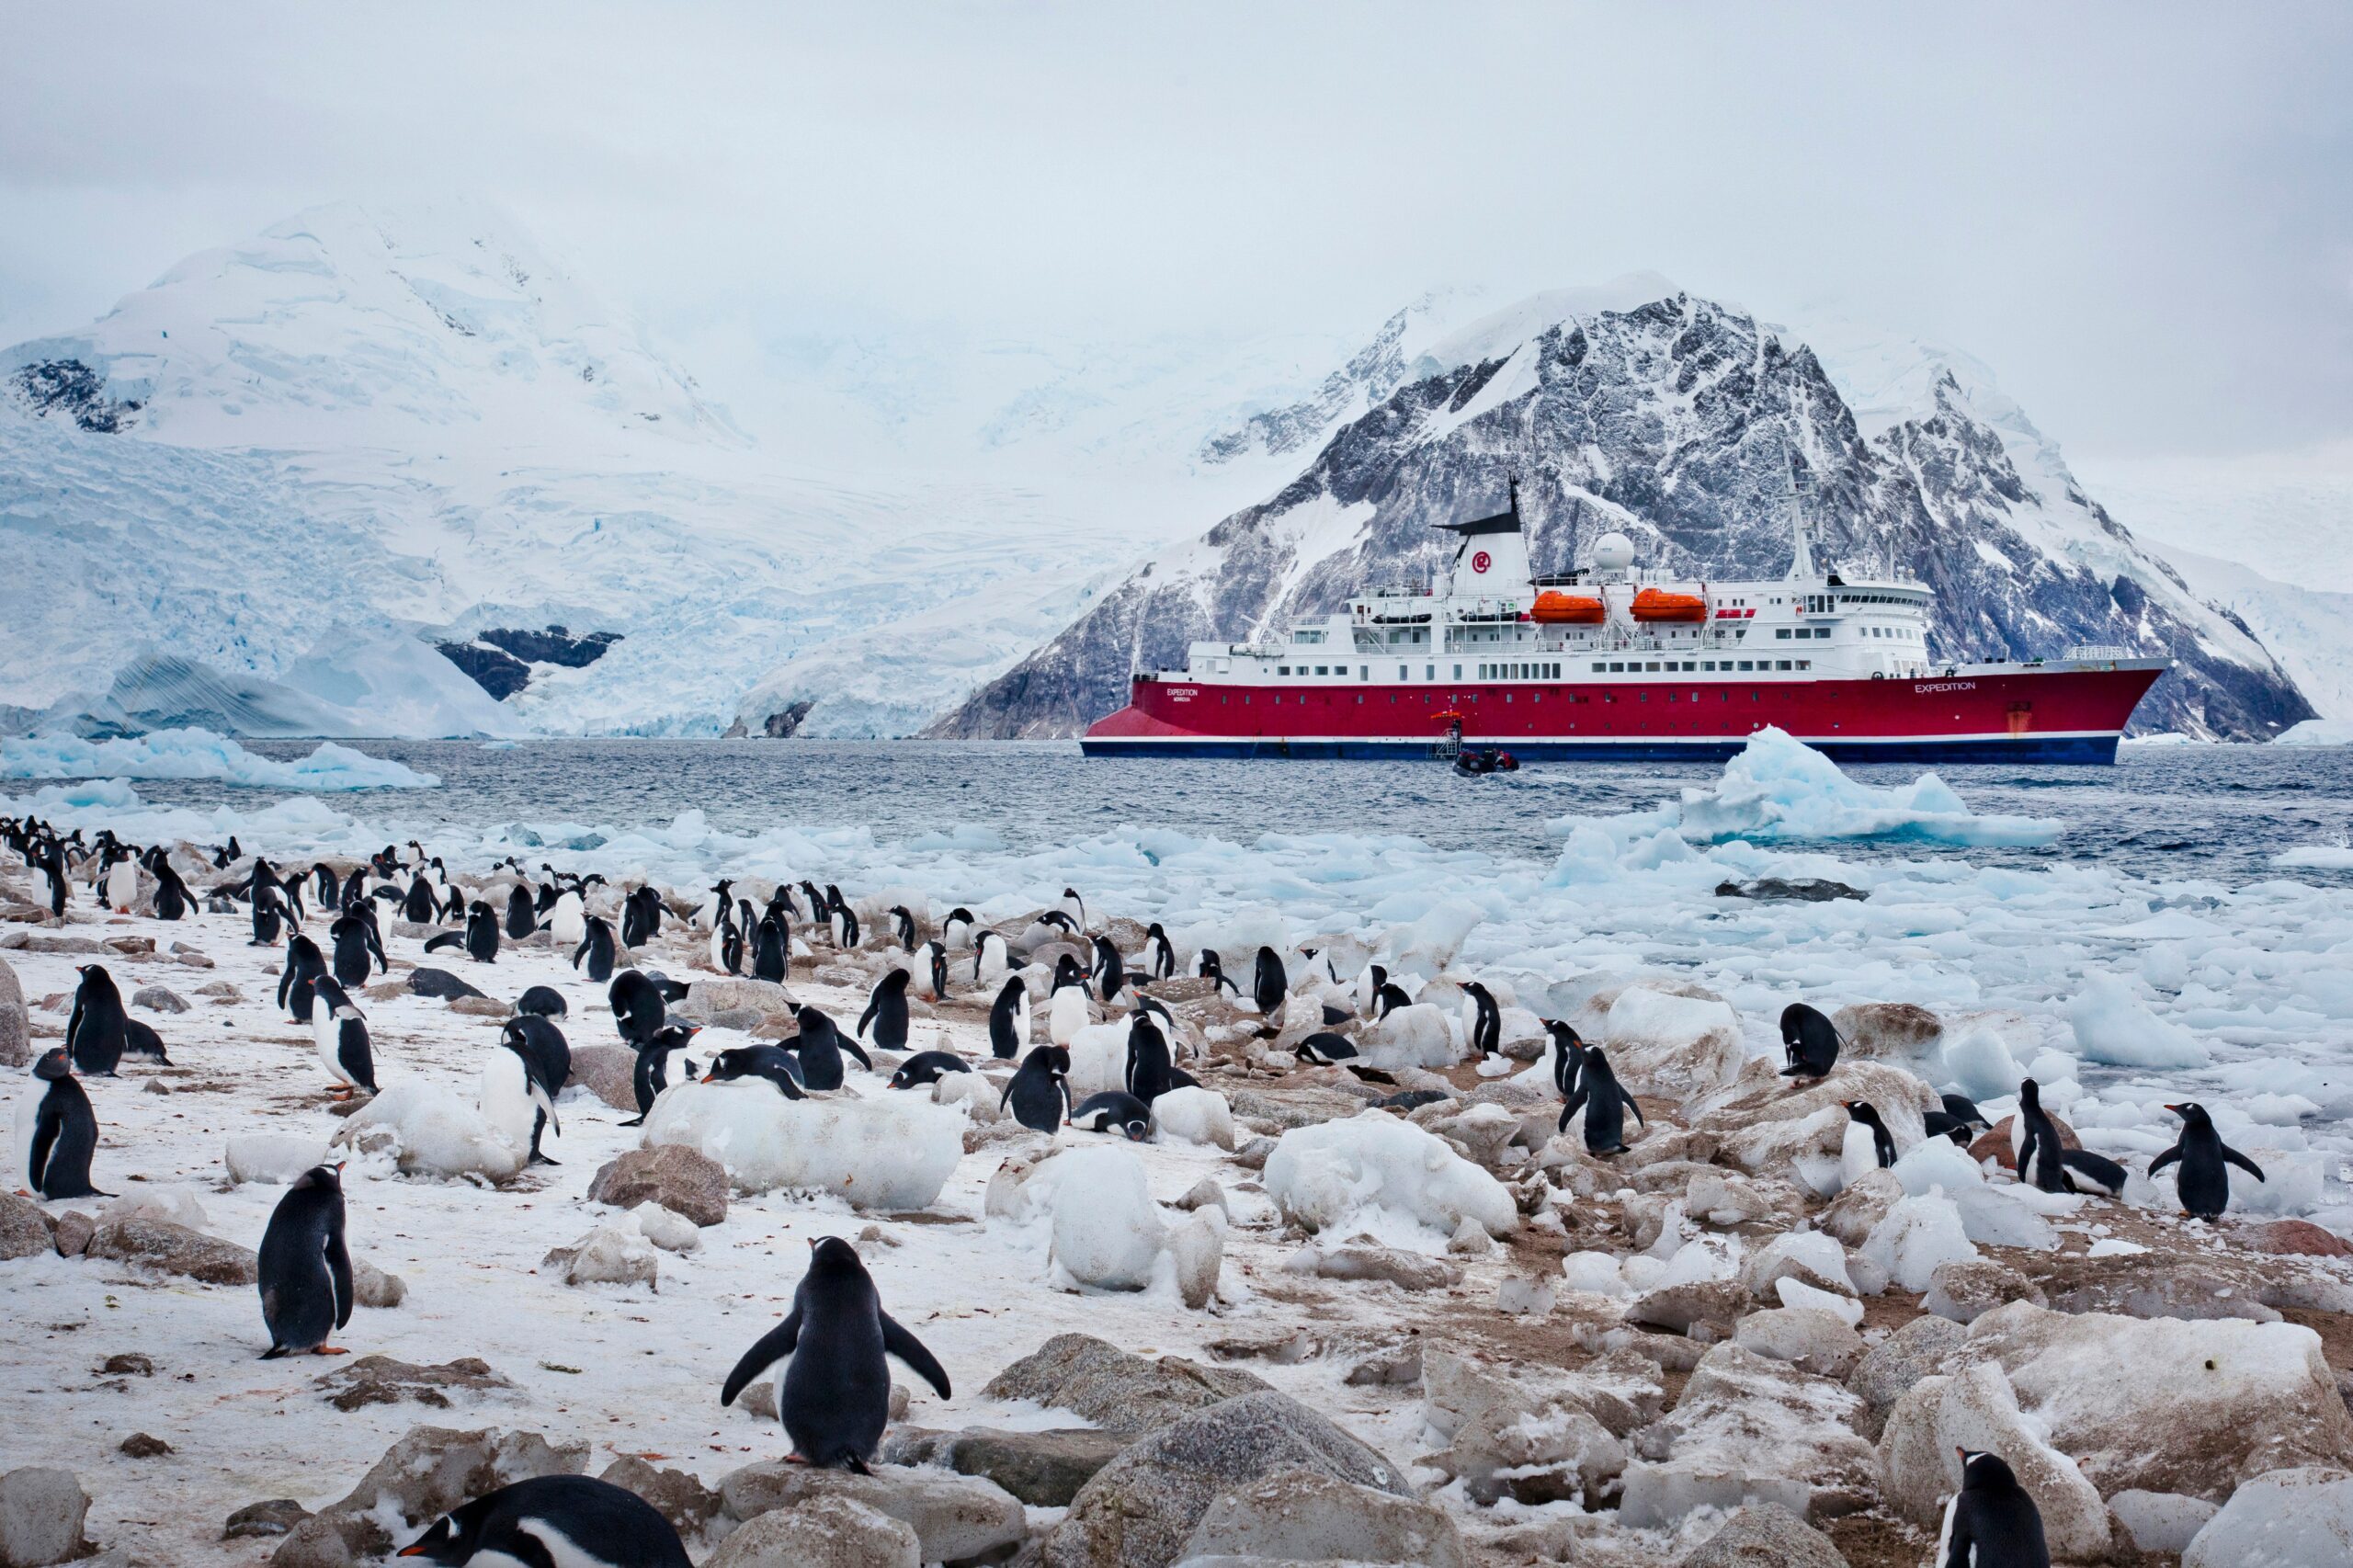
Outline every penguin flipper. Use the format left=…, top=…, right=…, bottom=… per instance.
left=28, top=1102, right=59, bottom=1191
left=722, top=1311, right=801, bottom=1405
left=2223, top=1144, right=2268, bottom=1182
left=1620, top=1086, right=1645, bottom=1128
left=326, top=1229, right=353, bottom=1330
left=2148, top=1142, right=2181, bottom=1177
left=856, top=994, right=881, bottom=1042
left=880, top=1312, right=952, bottom=1399
left=423, top=932, right=463, bottom=953
left=1557, top=1086, right=1590, bottom=1136
left=840, top=1035, right=872, bottom=1071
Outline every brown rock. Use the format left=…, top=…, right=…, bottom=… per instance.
left=566, top=1045, right=639, bottom=1112
left=85, top=1217, right=258, bottom=1285
left=598, top=1455, right=722, bottom=1536
left=983, top=1333, right=1270, bottom=1438
left=313, top=1357, right=517, bottom=1412
left=51, top=1212, right=94, bottom=1258
left=586, top=1145, right=729, bottom=1226
left=223, top=1499, right=309, bottom=1540
left=2254, top=1219, right=2353, bottom=1258
left=0, top=1193, right=55, bottom=1259
left=448, top=994, right=510, bottom=1018
left=119, top=1433, right=172, bottom=1457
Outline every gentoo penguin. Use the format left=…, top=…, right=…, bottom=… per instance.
left=149, top=856, right=189, bottom=921
left=1935, top=1449, right=2051, bottom=1568
left=1372, top=981, right=1413, bottom=1020
left=972, top=930, right=1011, bottom=985
left=1038, top=910, right=1076, bottom=937
left=711, top=906, right=745, bottom=976
left=1048, top=959, right=1093, bottom=1047
left=1461, top=982, right=1502, bottom=1060
left=1072, top=1090, right=1153, bottom=1141
left=722, top=1235, right=951, bottom=1472
left=573, top=915, right=617, bottom=983
left=1925, top=1091, right=1991, bottom=1144
left=504, top=883, right=538, bottom=940
left=702, top=1044, right=805, bottom=1098
left=328, top=911, right=385, bottom=987
left=1542, top=1020, right=1586, bottom=1099
left=784, top=1006, right=870, bottom=1091
left=23, top=1048, right=107, bottom=1200
left=1123, top=1013, right=1195, bottom=1104
left=397, top=1475, right=690, bottom=1567
left=2151, top=1102, right=2267, bottom=1218
left=695, top=879, right=735, bottom=930
left=919, top=940, right=949, bottom=1001
left=280, top=934, right=327, bottom=1023
left=403, top=873, right=437, bottom=925
left=31, top=840, right=66, bottom=916
left=257, top=1164, right=352, bottom=1358
left=1059, top=886, right=1087, bottom=932
left=621, top=883, right=665, bottom=949
left=463, top=902, right=500, bottom=964
left=1294, top=1030, right=1358, bottom=1066
left=1091, top=935, right=1126, bottom=1005
left=100, top=847, right=138, bottom=913
left=2013, top=1078, right=2077, bottom=1194
left=856, top=969, right=911, bottom=1053
left=250, top=881, right=287, bottom=947
left=1843, top=1101, right=1896, bottom=1186
left=1779, top=1003, right=1841, bottom=1077
left=546, top=887, right=587, bottom=949
left=64, top=964, right=128, bottom=1076
left=1251, top=947, right=1289, bottom=1016
left=888, top=1051, right=971, bottom=1090
left=825, top=888, right=860, bottom=950
left=491, top=1016, right=570, bottom=1165
left=1558, top=1044, right=1644, bottom=1154
left=516, top=985, right=567, bottom=1018
left=1196, top=948, right=1238, bottom=997
left=889, top=905, right=917, bottom=952
left=1001, top=1045, right=1072, bottom=1133
left=987, top=976, right=1031, bottom=1061
left=1142, top=923, right=1176, bottom=982
left=625, top=1024, right=705, bottom=1123
left=751, top=912, right=790, bottom=983
left=608, top=970, right=666, bottom=1049
left=311, top=863, right=339, bottom=908
left=121, top=1019, right=171, bottom=1064
left=310, top=977, right=377, bottom=1097
left=941, top=907, right=976, bottom=949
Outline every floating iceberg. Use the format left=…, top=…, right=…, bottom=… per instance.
left=0, top=726, right=437, bottom=790
left=1553, top=728, right=2060, bottom=849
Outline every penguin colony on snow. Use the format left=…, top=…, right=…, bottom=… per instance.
left=0, top=814, right=2306, bottom=1568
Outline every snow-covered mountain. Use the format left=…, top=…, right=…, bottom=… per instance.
left=934, top=291, right=2312, bottom=741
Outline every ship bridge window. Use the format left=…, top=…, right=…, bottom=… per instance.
left=1797, top=660, right=1811, bottom=670
left=1777, top=660, right=1793, bottom=670
left=1313, top=665, right=1328, bottom=676
left=1277, top=665, right=1290, bottom=676
left=1776, top=629, right=1791, bottom=640
left=1737, top=660, right=1754, bottom=671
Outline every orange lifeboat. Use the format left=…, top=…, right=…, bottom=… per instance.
left=1530, top=590, right=1607, bottom=625
left=1630, top=588, right=1708, bottom=623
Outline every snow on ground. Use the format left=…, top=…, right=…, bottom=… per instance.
left=0, top=729, right=438, bottom=790
left=7, top=733, right=2353, bottom=1562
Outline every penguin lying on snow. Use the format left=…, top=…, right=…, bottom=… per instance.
left=1935, top=1449, right=2050, bottom=1568
left=398, top=1475, right=689, bottom=1566
left=1294, top=1030, right=1358, bottom=1066
left=2152, top=1101, right=2266, bottom=1218
left=1072, top=1090, right=1153, bottom=1141
left=702, top=1044, right=805, bottom=1099
left=722, top=1236, right=951, bottom=1472
left=258, top=1164, right=351, bottom=1358
left=1779, top=1003, right=1840, bottom=1076
left=888, top=1051, right=970, bottom=1090
left=515, top=985, right=567, bottom=1018
left=1924, top=1091, right=1990, bottom=1144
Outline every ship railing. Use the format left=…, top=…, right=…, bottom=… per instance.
left=2062, top=643, right=2134, bottom=664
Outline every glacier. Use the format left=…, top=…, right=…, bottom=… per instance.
left=0, top=727, right=437, bottom=790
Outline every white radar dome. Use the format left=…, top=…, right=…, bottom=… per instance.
left=1590, top=531, right=1636, bottom=571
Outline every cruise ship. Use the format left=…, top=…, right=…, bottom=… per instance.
left=1080, top=486, right=2167, bottom=764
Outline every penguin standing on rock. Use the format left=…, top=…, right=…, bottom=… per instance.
left=890, top=905, right=917, bottom=952
left=1001, top=1045, right=1072, bottom=1133
left=65, top=964, right=129, bottom=1077
left=22, top=1048, right=107, bottom=1200
left=1091, top=936, right=1126, bottom=1006
left=722, top=1235, right=951, bottom=1471
left=608, top=970, right=666, bottom=1048
left=1142, top=923, right=1176, bottom=982
left=1558, top=1044, right=1644, bottom=1154
left=856, top=969, right=911, bottom=1054
left=2152, top=1102, right=2267, bottom=1218
left=397, top=1476, right=689, bottom=1567
left=1048, top=957, right=1093, bottom=1047
left=1196, top=949, right=1238, bottom=997
left=752, top=911, right=790, bottom=983
left=1251, top=947, right=1289, bottom=1017
left=621, top=884, right=665, bottom=949
left=987, top=976, right=1031, bottom=1061
left=256, top=1164, right=352, bottom=1359
left=1843, top=1101, right=1896, bottom=1185
left=1936, top=1449, right=2050, bottom=1568
left=1541, top=1020, right=1586, bottom=1100
left=710, top=904, right=745, bottom=976
left=625, top=1024, right=705, bottom=1124
left=1122, top=1013, right=1195, bottom=1104
left=1779, top=1003, right=1841, bottom=1077
left=941, top=908, right=975, bottom=949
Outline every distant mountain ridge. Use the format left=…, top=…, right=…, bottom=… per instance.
left=933, top=291, right=2311, bottom=741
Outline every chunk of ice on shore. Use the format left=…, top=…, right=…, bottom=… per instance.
left=0, top=726, right=437, bottom=790
left=1263, top=1112, right=1517, bottom=1240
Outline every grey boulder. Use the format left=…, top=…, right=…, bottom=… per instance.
left=1176, top=1466, right=1464, bottom=1568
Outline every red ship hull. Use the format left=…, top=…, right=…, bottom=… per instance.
left=1081, top=664, right=2165, bottom=764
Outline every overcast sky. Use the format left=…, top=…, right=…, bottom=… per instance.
left=2, top=2, right=2347, bottom=461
